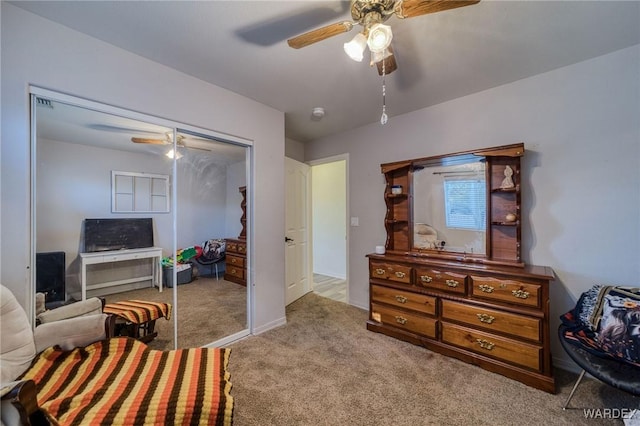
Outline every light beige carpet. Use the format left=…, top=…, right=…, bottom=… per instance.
left=229, top=293, right=639, bottom=426
left=104, top=276, right=246, bottom=350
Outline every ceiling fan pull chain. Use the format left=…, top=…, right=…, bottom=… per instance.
left=380, top=49, right=388, bottom=125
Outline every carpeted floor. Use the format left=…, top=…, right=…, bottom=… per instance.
left=104, top=276, right=246, bottom=350
left=229, top=293, right=639, bottom=426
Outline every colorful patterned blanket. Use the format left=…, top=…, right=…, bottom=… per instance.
left=19, top=337, right=233, bottom=425
left=561, top=285, right=640, bottom=367
left=104, top=300, right=172, bottom=324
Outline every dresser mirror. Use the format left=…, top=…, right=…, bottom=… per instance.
left=383, top=143, right=524, bottom=265
left=412, top=155, right=486, bottom=256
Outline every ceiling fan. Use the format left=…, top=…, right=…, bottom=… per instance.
left=287, top=0, right=480, bottom=75
left=131, top=133, right=211, bottom=157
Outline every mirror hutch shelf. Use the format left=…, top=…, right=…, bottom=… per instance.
left=224, top=186, right=247, bottom=286
left=366, top=143, right=556, bottom=393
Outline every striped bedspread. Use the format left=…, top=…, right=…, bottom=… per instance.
left=19, top=337, right=233, bottom=425
left=104, top=300, right=172, bottom=324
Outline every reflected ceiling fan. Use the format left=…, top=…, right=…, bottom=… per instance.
left=287, top=0, right=480, bottom=75
left=131, top=133, right=211, bottom=158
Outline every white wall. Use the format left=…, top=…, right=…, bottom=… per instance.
left=305, top=45, right=640, bottom=368
left=311, top=161, right=347, bottom=279
left=1, top=3, right=286, bottom=331
left=37, top=139, right=234, bottom=255
left=175, top=151, right=230, bottom=248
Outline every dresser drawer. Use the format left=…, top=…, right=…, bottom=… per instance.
left=441, top=300, right=541, bottom=342
left=371, top=285, right=436, bottom=316
left=236, top=242, right=247, bottom=254
left=442, top=323, right=542, bottom=371
left=371, top=303, right=437, bottom=338
left=415, top=267, right=466, bottom=295
left=470, top=276, right=541, bottom=308
left=226, top=242, right=238, bottom=253
left=226, top=265, right=245, bottom=280
left=226, top=254, right=245, bottom=268
left=370, top=262, right=412, bottom=285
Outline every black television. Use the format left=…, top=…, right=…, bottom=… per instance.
left=83, top=218, right=154, bottom=253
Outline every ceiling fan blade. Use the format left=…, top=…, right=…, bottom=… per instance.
left=395, top=0, right=480, bottom=19
left=183, top=145, right=211, bottom=152
left=236, top=2, right=351, bottom=46
left=375, top=45, right=398, bottom=76
left=131, top=137, right=167, bottom=145
left=287, top=21, right=354, bottom=49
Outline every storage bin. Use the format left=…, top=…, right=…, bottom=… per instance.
left=163, top=264, right=192, bottom=288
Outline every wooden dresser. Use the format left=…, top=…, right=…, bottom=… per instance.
left=367, top=254, right=555, bottom=392
left=224, top=186, right=247, bottom=286
left=224, top=238, right=246, bottom=286
left=367, top=143, right=556, bottom=393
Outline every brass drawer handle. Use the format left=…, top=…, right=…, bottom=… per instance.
left=395, top=295, right=408, bottom=304
left=512, top=289, right=530, bottom=299
left=395, top=316, right=407, bottom=325
left=446, top=279, right=459, bottom=288
left=394, top=271, right=406, bottom=279
left=375, top=268, right=386, bottom=275
left=420, top=275, right=433, bottom=283
left=231, top=258, right=237, bottom=264
left=476, top=338, right=495, bottom=350
left=476, top=313, right=496, bottom=324
left=479, top=284, right=494, bottom=293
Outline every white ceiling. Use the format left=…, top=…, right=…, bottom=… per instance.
left=13, top=1, right=640, bottom=143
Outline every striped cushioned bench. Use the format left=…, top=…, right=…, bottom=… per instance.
left=104, top=300, right=172, bottom=343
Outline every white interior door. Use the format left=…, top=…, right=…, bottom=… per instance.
left=285, top=157, right=311, bottom=305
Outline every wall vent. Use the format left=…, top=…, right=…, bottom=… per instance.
left=36, top=97, right=53, bottom=108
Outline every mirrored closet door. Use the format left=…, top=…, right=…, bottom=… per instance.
left=31, top=89, right=251, bottom=349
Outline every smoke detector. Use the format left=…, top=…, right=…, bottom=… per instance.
left=311, top=107, right=325, bottom=120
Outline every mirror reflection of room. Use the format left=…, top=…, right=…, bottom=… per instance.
left=412, top=159, right=486, bottom=255
left=34, top=96, right=248, bottom=350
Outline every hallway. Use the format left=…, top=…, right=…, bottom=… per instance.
left=313, top=273, right=347, bottom=303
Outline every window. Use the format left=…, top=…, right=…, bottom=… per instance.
left=444, top=178, right=486, bottom=231
left=112, top=171, right=169, bottom=213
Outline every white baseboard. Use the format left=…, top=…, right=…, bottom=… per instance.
left=313, top=270, right=346, bottom=280
left=252, top=316, right=287, bottom=335
left=349, top=299, right=368, bottom=311
left=204, top=329, right=251, bottom=347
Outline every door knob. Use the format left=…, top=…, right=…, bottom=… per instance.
left=285, top=237, right=294, bottom=243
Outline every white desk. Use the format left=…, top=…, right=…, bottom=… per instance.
left=79, top=247, right=163, bottom=300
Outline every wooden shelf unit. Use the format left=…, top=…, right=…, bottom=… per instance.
left=382, top=162, right=412, bottom=253
left=224, top=186, right=247, bottom=286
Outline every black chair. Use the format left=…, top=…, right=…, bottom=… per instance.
left=558, top=324, right=640, bottom=409
left=193, top=239, right=226, bottom=279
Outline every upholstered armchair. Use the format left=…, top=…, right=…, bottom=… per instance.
left=1, top=284, right=112, bottom=425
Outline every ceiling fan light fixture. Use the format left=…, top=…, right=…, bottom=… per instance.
left=370, top=47, right=393, bottom=66
left=367, top=23, right=392, bottom=53
left=343, top=32, right=367, bottom=62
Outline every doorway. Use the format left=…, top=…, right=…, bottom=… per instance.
left=310, top=156, right=348, bottom=304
